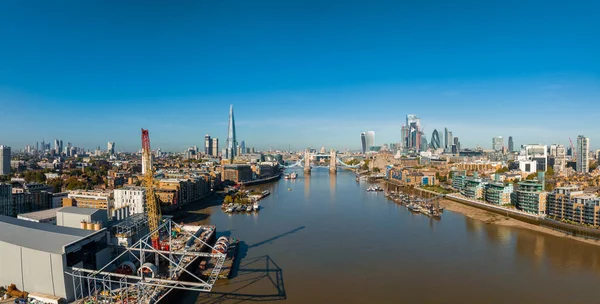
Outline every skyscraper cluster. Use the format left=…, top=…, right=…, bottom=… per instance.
left=401, top=114, right=423, bottom=151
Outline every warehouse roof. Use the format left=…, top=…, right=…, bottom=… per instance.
left=57, top=206, right=102, bottom=215
left=0, top=215, right=97, bottom=255
left=17, top=207, right=62, bottom=221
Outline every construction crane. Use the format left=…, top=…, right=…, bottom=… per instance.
left=569, top=137, right=577, bottom=159
left=142, top=128, right=161, bottom=249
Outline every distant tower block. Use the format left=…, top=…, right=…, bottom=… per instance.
left=304, top=150, right=311, bottom=174
left=329, top=149, right=337, bottom=173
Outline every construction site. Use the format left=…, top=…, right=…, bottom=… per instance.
left=65, top=129, right=231, bottom=303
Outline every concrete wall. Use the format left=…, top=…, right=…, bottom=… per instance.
left=0, top=241, right=25, bottom=290
left=0, top=242, right=69, bottom=300
left=90, top=212, right=109, bottom=228
left=56, top=212, right=90, bottom=229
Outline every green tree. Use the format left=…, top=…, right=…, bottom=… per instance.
left=546, top=166, right=555, bottom=176
left=48, top=178, right=63, bottom=192
left=495, top=167, right=509, bottom=174
left=224, top=195, right=233, bottom=204
left=526, top=173, right=537, bottom=180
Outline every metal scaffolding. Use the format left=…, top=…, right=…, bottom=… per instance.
left=67, top=219, right=226, bottom=304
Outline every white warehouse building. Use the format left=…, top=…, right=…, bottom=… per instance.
left=0, top=215, right=109, bottom=302
left=114, top=186, right=146, bottom=215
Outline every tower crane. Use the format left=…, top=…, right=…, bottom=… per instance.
left=569, top=137, right=577, bottom=159
left=142, top=128, right=161, bottom=249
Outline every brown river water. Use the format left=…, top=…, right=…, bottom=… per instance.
left=180, top=169, right=600, bottom=304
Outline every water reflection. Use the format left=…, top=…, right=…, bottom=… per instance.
left=466, top=215, right=600, bottom=274
left=329, top=173, right=336, bottom=201
left=303, top=173, right=310, bottom=200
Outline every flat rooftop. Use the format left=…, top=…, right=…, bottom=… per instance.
left=58, top=206, right=102, bottom=215
left=0, top=215, right=98, bottom=255
left=17, top=207, right=62, bottom=220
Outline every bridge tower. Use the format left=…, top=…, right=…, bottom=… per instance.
left=303, top=149, right=311, bottom=174
left=329, top=149, right=337, bottom=173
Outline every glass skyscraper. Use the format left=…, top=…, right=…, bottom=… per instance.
left=226, top=105, right=237, bottom=160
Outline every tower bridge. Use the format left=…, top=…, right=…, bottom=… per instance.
left=284, top=150, right=362, bottom=174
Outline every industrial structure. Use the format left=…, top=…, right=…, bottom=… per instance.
left=0, top=215, right=109, bottom=302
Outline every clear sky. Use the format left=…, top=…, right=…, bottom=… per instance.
left=1, top=1, right=599, bottom=152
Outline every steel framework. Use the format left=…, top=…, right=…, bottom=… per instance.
left=67, top=219, right=226, bottom=304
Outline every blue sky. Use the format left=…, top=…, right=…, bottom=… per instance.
left=1, top=1, right=599, bottom=152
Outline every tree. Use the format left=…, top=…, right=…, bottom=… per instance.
left=546, top=166, right=555, bottom=176
left=495, top=167, right=509, bottom=174
left=361, top=160, right=370, bottom=171
left=526, top=173, right=537, bottom=180
left=224, top=195, right=233, bottom=204
left=48, top=178, right=63, bottom=193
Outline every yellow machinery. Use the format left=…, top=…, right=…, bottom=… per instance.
left=141, top=128, right=161, bottom=249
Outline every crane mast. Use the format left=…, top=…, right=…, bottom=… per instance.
left=142, top=128, right=161, bottom=249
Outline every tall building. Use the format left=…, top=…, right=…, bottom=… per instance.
left=402, top=114, right=422, bottom=151
left=448, top=132, right=453, bottom=149
left=365, top=131, right=375, bottom=151
left=211, top=138, right=219, bottom=157
left=240, top=141, right=246, bottom=155
left=420, top=135, right=428, bottom=151
left=444, top=128, right=449, bottom=149
left=453, top=137, right=460, bottom=154
left=493, top=136, right=504, bottom=152
left=430, top=129, right=441, bottom=149
left=204, top=134, right=212, bottom=155
left=360, top=132, right=367, bottom=154
left=225, top=105, right=237, bottom=160
left=576, top=135, right=590, bottom=173
left=107, top=142, right=115, bottom=156
left=554, top=144, right=566, bottom=172
left=508, top=136, right=514, bottom=152
left=0, top=146, right=10, bottom=175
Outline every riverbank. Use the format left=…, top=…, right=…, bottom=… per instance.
left=438, top=198, right=600, bottom=246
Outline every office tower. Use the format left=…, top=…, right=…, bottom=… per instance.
left=108, top=142, right=115, bottom=156
left=365, top=131, right=375, bottom=151
left=0, top=145, right=10, bottom=175
left=448, top=132, right=453, bottom=149
left=549, top=144, right=557, bottom=157
left=211, top=138, right=219, bottom=157
left=240, top=141, right=246, bottom=155
left=493, top=136, right=503, bottom=152
left=430, top=129, right=441, bottom=149
left=576, top=135, right=590, bottom=173
left=225, top=105, right=237, bottom=160
left=204, top=134, right=212, bottom=155
left=508, top=136, right=514, bottom=152
left=454, top=137, right=460, bottom=153
left=420, top=135, right=428, bottom=151
left=444, top=128, right=449, bottom=149
left=360, top=132, right=367, bottom=154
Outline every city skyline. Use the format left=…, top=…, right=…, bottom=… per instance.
left=0, top=2, right=599, bottom=151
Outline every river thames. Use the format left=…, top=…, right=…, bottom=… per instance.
left=183, top=169, right=600, bottom=304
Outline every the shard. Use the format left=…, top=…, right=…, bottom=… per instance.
left=226, top=104, right=237, bottom=159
